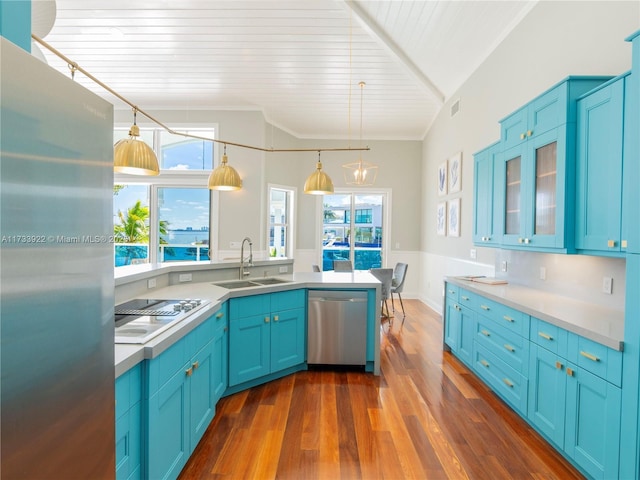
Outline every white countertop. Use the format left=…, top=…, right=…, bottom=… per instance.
left=115, top=271, right=381, bottom=377
left=445, top=276, right=624, bottom=351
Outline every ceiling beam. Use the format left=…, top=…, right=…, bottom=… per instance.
left=341, top=0, right=445, bottom=105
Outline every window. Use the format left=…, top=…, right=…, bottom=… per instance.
left=321, top=192, right=388, bottom=271
left=114, top=127, right=216, bottom=267
left=268, top=185, right=295, bottom=258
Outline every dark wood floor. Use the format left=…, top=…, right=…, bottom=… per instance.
left=179, top=300, right=584, bottom=479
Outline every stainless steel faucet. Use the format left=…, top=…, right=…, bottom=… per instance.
left=240, top=237, right=253, bottom=279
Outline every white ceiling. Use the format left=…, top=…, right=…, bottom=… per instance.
left=35, top=0, right=537, bottom=140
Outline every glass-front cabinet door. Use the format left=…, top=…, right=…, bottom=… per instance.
left=499, top=127, right=568, bottom=250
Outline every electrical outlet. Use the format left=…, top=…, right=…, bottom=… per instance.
left=539, top=267, right=546, bottom=281
left=279, top=266, right=288, bottom=273
left=230, top=241, right=241, bottom=249
left=602, top=277, right=613, bottom=294
left=147, top=278, right=157, bottom=289
left=395, top=242, right=400, bottom=249
left=470, top=249, right=477, bottom=259
left=179, top=273, right=192, bottom=283
left=501, top=261, right=508, bottom=272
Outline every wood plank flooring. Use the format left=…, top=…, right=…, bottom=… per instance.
left=179, top=300, right=584, bottom=479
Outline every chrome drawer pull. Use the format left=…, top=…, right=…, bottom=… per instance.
left=481, top=330, right=491, bottom=337
left=503, top=315, right=514, bottom=322
left=538, top=332, right=553, bottom=341
left=461, top=295, right=470, bottom=301
left=504, top=344, right=515, bottom=352
left=480, top=305, right=490, bottom=311
left=480, top=359, right=490, bottom=368
left=503, top=378, right=514, bottom=388
left=580, top=351, right=600, bottom=362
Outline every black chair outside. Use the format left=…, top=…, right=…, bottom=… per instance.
left=333, top=259, right=353, bottom=272
left=312, top=264, right=321, bottom=272
left=370, top=267, right=394, bottom=328
left=391, top=263, right=408, bottom=320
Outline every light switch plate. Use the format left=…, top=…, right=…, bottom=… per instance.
left=179, top=273, right=192, bottom=283
left=602, top=277, right=613, bottom=294
left=279, top=266, right=288, bottom=273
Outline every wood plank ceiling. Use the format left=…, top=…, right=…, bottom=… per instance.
left=35, top=0, right=536, bottom=140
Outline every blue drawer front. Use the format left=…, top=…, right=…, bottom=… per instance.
left=230, top=294, right=271, bottom=318
left=530, top=317, right=569, bottom=354
left=568, top=333, right=623, bottom=387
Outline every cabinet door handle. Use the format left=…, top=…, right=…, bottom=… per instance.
left=555, top=361, right=563, bottom=370
left=520, top=133, right=526, bottom=140
left=480, top=305, right=490, bottom=311
left=481, top=329, right=491, bottom=337
left=538, top=332, right=553, bottom=341
left=503, top=315, right=514, bottom=322
left=480, top=359, right=490, bottom=368
left=224, top=327, right=228, bottom=332
left=185, top=367, right=193, bottom=377
left=503, top=378, right=514, bottom=388
left=607, top=239, right=616, bottom=248
left=273, top=315, right=279, bottom=322
left=455, top=305, right=461, bottom=311
left=216, top=312, right=224, bottom=319
left=524, top=238, right=530, bottom=244
left=192, top=361, right=199, bottom=370
left=622, top=240, right=628, bottom=249
left=580, top=351, right=600, bottom=362
left=504, top=344, right=515, bottom=352
left=518, top=237, right=524, bottom=244
left=264, top=316, right=270, bottom=323
left=527, top=130, right=533, bottom=137
left=566, top=367, right=574, bottom=377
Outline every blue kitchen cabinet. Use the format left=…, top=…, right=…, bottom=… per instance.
left=527, top=344, right=567, bottom=448
left=228, top=289, right=305, bottom=387
left=443, top=284, right=475, bottom=366
left=146, top=316, right=215, bottom=480
left=565, top=365, right=621, bottom=480
left=473, top=141, right=501, bottom=246
left=575, top=75, right=627, bottom=255
left=495, top=77, right=611, bottom=253
left=116, top=363, right=143, bottom=480
left=211, top=303, right=228, bottom=405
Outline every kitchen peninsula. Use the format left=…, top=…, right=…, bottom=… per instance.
left=114, top=263, right=381, bottom=480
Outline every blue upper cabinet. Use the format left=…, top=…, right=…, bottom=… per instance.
left=496, top=77, right=611, bottom=252
left=624, top=32, right=640, bottom=254
left=575, top=74, right=627, bottom=255
left=473, top=142, right=501, bottom=246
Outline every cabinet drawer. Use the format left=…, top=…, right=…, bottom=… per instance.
left=530, top=317, right=569, bottom=354
left=457, top=288, right=477, bottom=310
left=230, top=293, right=270, bottom=318
left=445, top=283, right=459, bottom=302
left=475, top=317, right=529, bottom=375
left=270, top=289, right=305, bottom=311
left=476, top=297, right=529, bottom=338
left=568, top=334, right=622, bottom=387
left=474, top=342, right=528, bottom=414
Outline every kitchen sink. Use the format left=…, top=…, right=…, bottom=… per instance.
left=251, top=277, right=291, bottom=285
left=212, top=278, right=292, bottom=289
left=213, top=280, right=258, bottom=289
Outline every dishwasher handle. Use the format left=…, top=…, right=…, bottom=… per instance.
left=309, top=297, right=367, bottom=303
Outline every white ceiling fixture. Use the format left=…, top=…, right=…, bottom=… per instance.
left=40, top=0, right=536, bottom=140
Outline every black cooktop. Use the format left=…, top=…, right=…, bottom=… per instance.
left=114, top=299, right=180, bottom=328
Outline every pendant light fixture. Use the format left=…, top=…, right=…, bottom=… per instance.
left=304, top=151, right=334, bottom=195
left=208, top=144, right=243, bottom=191
left=343, top=82, right=377, bottom=186
left=114, top=108, right=160, bottom=175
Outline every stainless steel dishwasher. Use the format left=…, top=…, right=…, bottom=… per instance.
left=307, top=290, right=368, bottom=365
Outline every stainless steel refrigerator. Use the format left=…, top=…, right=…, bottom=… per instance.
left=0, top=38, right=115, bottom=478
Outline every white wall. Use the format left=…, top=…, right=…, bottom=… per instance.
left=420, top=1, right=639, bottom=311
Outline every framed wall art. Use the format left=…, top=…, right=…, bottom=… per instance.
left=448, top=198, right=460, bottom=237
left=436, top=202, right=446, bottom=236
left=437, top=161, right=447, bottom=196
left=448, top=152, right=462, bottom=193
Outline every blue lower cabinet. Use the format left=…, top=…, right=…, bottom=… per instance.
left=116, top=364, right=143, bottom=480
left=146, top=317, right=216, bottom=480
left=228, top=290, right=306, bottom=387
left=565, top=365, right=621, bottom=480
left=212, top=307, right=228, bottom=404
left=527, top=344, right=567, bottom=448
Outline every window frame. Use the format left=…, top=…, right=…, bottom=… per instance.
left=114, top=124, right=220, bottom=266
left=267, top=184, right=296, bottom=259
